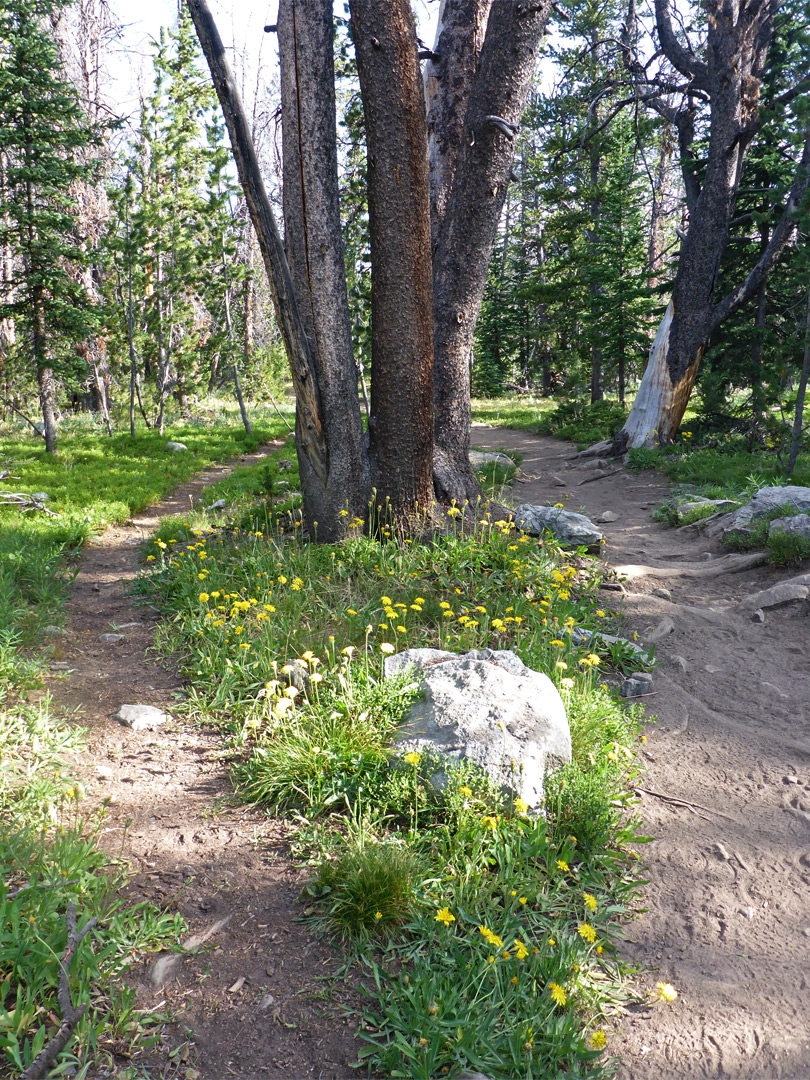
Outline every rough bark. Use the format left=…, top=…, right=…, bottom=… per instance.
left=350, top=0, right=435, bottom=524
left=278, top=0, right=369, bottom=540
left=431, top=0, right=552, bottom=503
left=423, top=0, right=492, bottom=248
left=186, top=0, right=328, bottom=498
left=786, top=287, right=810, bottom=476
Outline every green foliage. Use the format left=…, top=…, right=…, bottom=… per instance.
left=139, top=448, right=649, bottom=1076
left=536, top=399, right=629, bottom=446
left=767, top=523, right=810, bottom=566
left=311, top=838, right=423, bottom=938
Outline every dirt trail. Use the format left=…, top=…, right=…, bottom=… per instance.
left=43, top=428, right=810, bottom=1080
left=44, top=444, right=361, bottom=1080
left=473, top=424, right=810, bottom=1080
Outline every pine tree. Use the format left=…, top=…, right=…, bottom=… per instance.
left=0, top=0, right=100, bottom=451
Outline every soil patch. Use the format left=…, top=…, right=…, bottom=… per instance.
left=43, top=444, right=362, bottom=1080
left=473, top=424, right=810, bottom=1080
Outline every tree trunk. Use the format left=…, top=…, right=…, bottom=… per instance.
left=749, top=221, right=769, bottom=431
left=187, top=0, right=329, bottom=511
left=278, top=0, right=369, bottom=540
left=222, top=279, right=252, bottom=435
left=431, top=0, right=552, bottom=503
left=350, top=0, right=435, bottom=525
left=786, top=287, right=810, bottom=477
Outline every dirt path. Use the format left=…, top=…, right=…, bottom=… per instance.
left=44, top=429, right=810, bottom=1079
left=44, top=444, right=361, bottom=1080
left=473, top=424, right=810, bottom=1080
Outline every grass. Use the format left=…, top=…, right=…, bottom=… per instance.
left=138, top=450, right=652, bottom=1078
left=472, top=397, right=628, bottom=448
left=0, top=403, right=292, bottom=1076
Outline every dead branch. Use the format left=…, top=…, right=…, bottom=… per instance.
left=0, top=493, right=60, bottom=517
left=577, top=467, right=624, bottom=485
left=635, top=786, right=737, bottom=821
left=20, top=902, right=97, bottom=1080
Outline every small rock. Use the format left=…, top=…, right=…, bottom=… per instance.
left=259, top=993, right=277, bottom=1010
left=652, top=588, right=672, bottom=601
left=750, top=608, right=766, bottom=623
left=91, top=583, right=101, bottom=592
left=737, top=575, right=810, bottom=615
left=207, top=499, right=228, bottom=511
left=597, top=510, right=619, bottom=523
left=42, top=625, right=66, bottom=636
left=150, top=953, right=182, bottom=986
left=669, top=655, right=688, bottom=674
left=784, top=775, right=800, bottom=785
left=551, top=475, right=567, bottom=487
left=113, top=704, right=168, bottom=731
left=620, top=672, right=653, bottom=698
left=51, top=661, right=71, bottom=670
left=99, top=633, right=126, bottom=644
left=165, top=441, right=188, bottom=452
left=278, top=459, right=293, bottom=470
left=643, top=616, right=676, bottom=644
left=96, top=765, right=114, bottom=780
left=714, top=842, right=730, bottom=861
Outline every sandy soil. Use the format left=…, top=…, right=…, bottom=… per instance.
left=42, top=427, right=810, bottom=1079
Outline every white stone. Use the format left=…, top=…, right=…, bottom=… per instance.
left=113, top=704, right=168, bottom=730
left=469, top=450, right=514, bottom=468
left=514, top=504, right=603, bottom=549
left=165, top=441, right=188, bottom=452
left=385, top=648, right=571, bottom=809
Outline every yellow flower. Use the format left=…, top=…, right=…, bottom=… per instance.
left=549, top=982, right=567, bottom=1007
left=514, top=797, right=529, bottom=815
left=347, top=608, right=357, bottom=615
left=583, top=893, right=597, bottom=912
left=341, top=645, right=356, bottom=657
left=381, top=595, right=392, bottom=605
left=156, top=539, right=167, bottom=550
left=578, top=922, right=597, bottom=943
left=513, top=939, right=529, bottom=960
left=403, top=751, right=421, bottom=767
left=595, top=609, right=606, bottom=618
left=590, top=1030, right=607, bottom=1050
left=380, top=642, right=395, bottom=654
left=434, top=906, right=455, bottom=926
left=481, top=815, right=498, bottom=831
left=555, top=660, right=568, bottom=670
left=460, top=785, right=473, bottom=797
left=656, top=982, right=678, bottom=1002
left=283, top=686, right=300, bottom=699
left=486, top=954, right=495, bottom=965
left=550, top=639, right=565, bottom=647
left=146, top=554, right=155, bottom=561
left=548, top=937, right=555, bottom=946
left=375, top=910, right=383, bottom=920
left=518, top=896, right=527, bottom=905
left=556, top=859, right=569, bottom=872
left=198, top=592, right=210, bottom=603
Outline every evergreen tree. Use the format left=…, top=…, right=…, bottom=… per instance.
left=0, top=0, right=100, bottom=451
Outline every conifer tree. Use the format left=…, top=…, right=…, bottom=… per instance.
left=0, top=0, right=100, bottom=451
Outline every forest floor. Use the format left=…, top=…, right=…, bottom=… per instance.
left=44, top=426, right=810, bottom=1080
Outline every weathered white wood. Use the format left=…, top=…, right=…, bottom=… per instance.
left=621, top=299, right=675, bottom=449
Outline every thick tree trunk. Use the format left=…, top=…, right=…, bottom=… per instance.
left=431, top=0, right=551, bottom=503
left=278, top=0, right=369, bottom=540
left=350, top=0, right=435, bottom=525
left=786, top=288, right=810, bottom=477
left=187, top=0, right=329, bottom=513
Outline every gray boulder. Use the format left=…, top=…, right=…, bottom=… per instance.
left=469, top=450, right=514, bottom=469
left=737, top=574, right=810, bottom=616
left=514, top=504, right=603, bottom=549
left=165, top=440, right=188, bottom=453
left=768, top=513, right=810, bottom=541
left=621, top=672, right=653, bottom=698
left=113, top=704, right=168, bottom=731
left=717, top=486, right=810, bottom=539
left=385, top=647, right=570, bottom=809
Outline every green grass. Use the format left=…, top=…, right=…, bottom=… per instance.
left=138, top=457, right=651, bottom=1078
left=472, top=397, right=628, bottom=447
left=0, top=403, right=297, bottom=1076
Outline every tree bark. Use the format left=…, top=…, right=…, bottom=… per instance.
left=278, top=0, right=369, bottom=540
left=431, top=0, right=552, bottom=503
left=350, top=0, right=435, bottom=525
left=186, top=0, right=328, bottom=503
left=786, top=287, right=810, bottom=476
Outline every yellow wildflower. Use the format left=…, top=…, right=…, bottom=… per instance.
left=656, top=982, right=678, bottom=1002
left=434, top=907, right=455, bottom=926
left=549, top=982, right=567, bottom=1007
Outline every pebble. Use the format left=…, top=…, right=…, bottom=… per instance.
left=669, top=655, right=688, bottom=673
left=113, top=704, right=168, bottom=731
left=96, top=765, right=114, bottom=780
left=652, top=587, right=672, bottom=601
left=99, top=633, right=126, bottom=644
left=750, top=608, right=766, bottom=623
left=597, top=510, right=619, bottom=522
left=784, top=775, right=800, bottom=784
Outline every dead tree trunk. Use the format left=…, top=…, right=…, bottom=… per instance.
left=350, top=0, right=435, bottom=525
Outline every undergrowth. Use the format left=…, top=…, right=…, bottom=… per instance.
left=0, top=408, right=295, bottom=1076
left=138, top=449, right=655, bottom=1079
